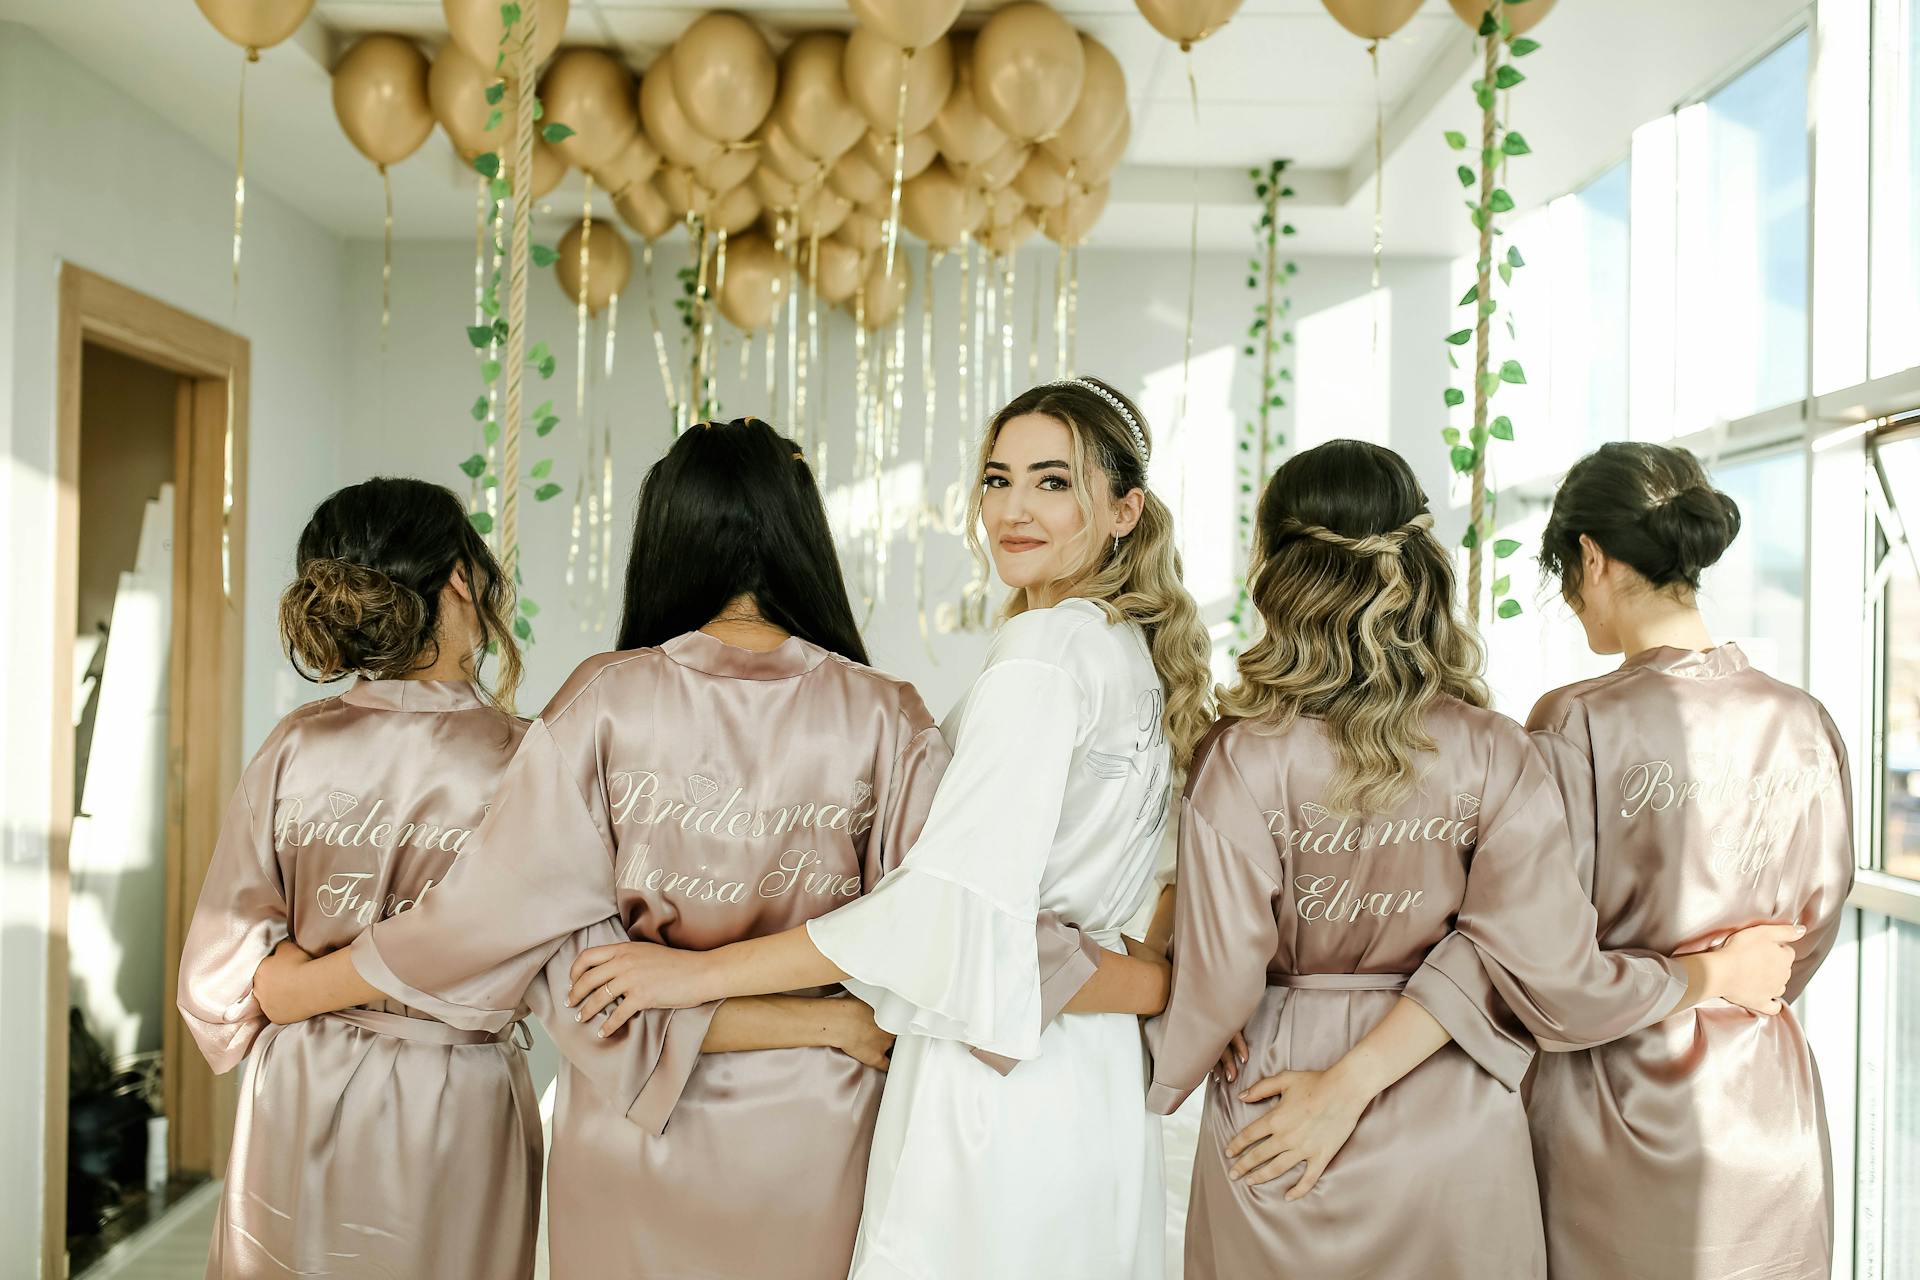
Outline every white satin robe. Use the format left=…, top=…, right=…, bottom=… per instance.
left=808, top=598, right=1172, bottom=1280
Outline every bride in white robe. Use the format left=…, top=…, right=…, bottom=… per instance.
left=564, top=379, right=1215, bottom=1279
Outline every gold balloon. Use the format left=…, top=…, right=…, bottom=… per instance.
left=658, top=165, right=698, bottom=218
left=847, top=0, right=964, bottom=52
left=444, top=0, right=569, bottom=73
left=1042, top=35, right=1125, bottom=164
left=593, top=131, right=661, bottom=198
left=972, top=3, right=1083, bottom=143
left=1447, top=0, right=1556, bottom=37
left=540, top=48, right=638, bottom=170
left=640, top=50, right=722, bottom=168
left=1012, top=148, right=1069, bottom=208
left=1076, top=105, right=1130, bottom=183
left=554, top=219, right=632, bottom=313
left=928, top=34, right=1009, bottom=165
left=696, top=146, right=758, bottom=193
left=814, top=236, right=864, bottom=304
left=757, top=119, right=832, bottom=186
left=860, top=129, right=937, bottom=180
left=858, top=252, right=912, bottom=328
left=1321, top=0, right=1424, bottom=39
left=901, top=157, right=983, bottom=249
left=795, top=187, right=855, bottom=238
left=844, top=27, right=954, bottom=136
left=195, top=0, right=314, bottom=51
left=751, top=165, right=803, bottom=210
left=332, top=35, right=434, bottom=168
left=672, top=12, right=777, bottom=144
left=710, top=184, right=763, bottom=235
left=958, top=139, right=1029, bottom=192
left=1041, top=180, right=1108, bottom=246
left=839, top=207, right=885, bottom=254
left=717, top=231, right=785, bottom=330
left=616, top=180, right=676, bottom=240
left=774, top=32, right=867, bottom=162
left=829, top=150, right=888, bottom=207
left=428, top=43, right=504, bottom=157
left=980, top=211, right=1037, bottom=256
left=1133, top=0, right=1244, bottom=51
left=988, top=186, right=1025, bottom=226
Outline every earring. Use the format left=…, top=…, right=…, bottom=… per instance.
left=1112, top=534, right=1121, bottom=555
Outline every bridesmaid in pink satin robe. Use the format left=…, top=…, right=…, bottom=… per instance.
left=1524, top=442, right=1854, bottom=1280
left=177, top=479, right=541, bottom=1280
left=250, top=421, right=1099, bottom=1279
left=1146, top=442, right=1800, bottom=1280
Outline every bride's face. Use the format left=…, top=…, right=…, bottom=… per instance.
left=980, top=413, right=1112, bottom=607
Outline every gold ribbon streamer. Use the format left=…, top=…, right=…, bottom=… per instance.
left=1001, top=251, right=1016, bottom=407
left=470, top=173, right=488, bottom=515
left=600, top=295, right=617, bottom=630
left=916, top=246, right=940, bottom=656
left=801, top=229, right=818, bottom=459
left=380, top=164, right=394, bottom=353
left=1178, top=49, right=1200, bottom=437
left=1029, top=248, right=1042, bottom=381
left=642, top=243, right=681, bottom=431
left=567, top=179, right=592, bottom=602
left=1370, top=39, right=1384, bottom=351
left=1054, top=241, right=1068, bottom=377
left=231, top=48, right=253, bottom=311
left=884, top=50, right=912, bottom=281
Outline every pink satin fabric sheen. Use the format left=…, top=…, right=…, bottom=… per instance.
left=176, top=679, right=540, bottom=1280
left=1147, top=700, right=1687, bottom=1279
left=1523, top=644, right=1853, bottom=1280
left=350, top=632, right=1090, bottom=1278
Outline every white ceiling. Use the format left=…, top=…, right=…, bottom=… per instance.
left=0, top=0, right=1807, bottom=255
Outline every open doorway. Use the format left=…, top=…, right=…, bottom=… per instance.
left=49, top=265, right=249, bottom=1279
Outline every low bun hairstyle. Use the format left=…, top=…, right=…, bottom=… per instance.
left=1540, top=442, right=1742, bottom=606
left=279, top=477, right=522, bottom=709
left=1221, top=440, right=1488, bottom=816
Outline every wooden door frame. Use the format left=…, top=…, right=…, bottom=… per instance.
left=49, top=263, right=249, bottom=1278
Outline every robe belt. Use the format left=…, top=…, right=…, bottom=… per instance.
left=326, top=1007, right=533, bottom=1049
left=1272, top=972, right=1411, bottom=991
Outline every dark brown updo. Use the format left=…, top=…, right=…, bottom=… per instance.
left=1540, top=442, right=1742, bottom=606
left=279, top=478, right=522, bottom=708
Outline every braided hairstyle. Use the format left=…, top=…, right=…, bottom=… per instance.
left=279, top=477, right=522, bottom=710
left=1221, top=439, right=1488, bottom=815
left=1539, top=442, right=1742, bottom=608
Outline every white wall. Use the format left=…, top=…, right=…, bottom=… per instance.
left=0, top=21, right=350, bottom=1266
left=335, top=233, right=1459, bottom=719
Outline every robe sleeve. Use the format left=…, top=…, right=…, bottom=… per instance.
left=1400, top=932, right=1535, bottom=1091
left=176, top=748, right=288, bottom=1074
left=1145, top=745, right=1280, bottom=1114
left=1788, top=710, right=1856, bottom=1003
left=806, top=656, right=1084, bottom=1061
left=1454, top=720, right=1687, bottom=1050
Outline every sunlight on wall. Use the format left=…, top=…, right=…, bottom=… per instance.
left=1136, top=345, right=1239, bottom=614
left=1295, top=291, right=1392, bottom=452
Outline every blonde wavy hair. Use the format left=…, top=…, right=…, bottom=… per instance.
left=1222, top=440, right=1488, bottom=814
left=965, top=377, right=1214, bottom=768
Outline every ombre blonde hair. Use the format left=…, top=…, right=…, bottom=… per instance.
left=1222, top=440, right=1488, bottom=814
left=965, top=377, right=1214, bottom=768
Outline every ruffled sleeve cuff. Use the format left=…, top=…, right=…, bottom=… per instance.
left=349, top=928, right=517, bottom=1034
left=969, top=912, right=1103, bottom=1075
left=807, top=865, right=1042, bottom=1061
left=626, top=1002, right=723, bottom=1135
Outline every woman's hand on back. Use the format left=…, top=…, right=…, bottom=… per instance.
left=567, top=940, right=717, bottom=1033
left=253, top=939, right=316, bottom=1024
left=1708, top=923, right=1804, bottom=1015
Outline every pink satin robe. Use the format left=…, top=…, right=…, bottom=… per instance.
left=176, top=679, right=540, bottom=1280
left=1524, top=644, right=1854, bottom=1280
left=1147, top=700, right=1687, bottom=1280
left=349, top=632, right=963, bottom=1280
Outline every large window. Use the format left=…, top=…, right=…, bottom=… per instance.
left=1871, top=0, right=1920, bottom=376
left=1674, top=32, right=1810, bottom=426
left=1874, top=430, right=1920, bottom=884
left=1702, top=449, right=1807, bottom=683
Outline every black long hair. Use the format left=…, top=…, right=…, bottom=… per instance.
left=1539, top=442, right=1742, bottom=607
left=615, top=418, right=869, bottom=664
left=280, top=476, right=522, bottom=707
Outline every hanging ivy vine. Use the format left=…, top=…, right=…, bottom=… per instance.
left=456, top=2, right=571, bottom=645
left=1441, top=0, right=1541, bottom=623
left=1229, top=159, right=1297, bottom=658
